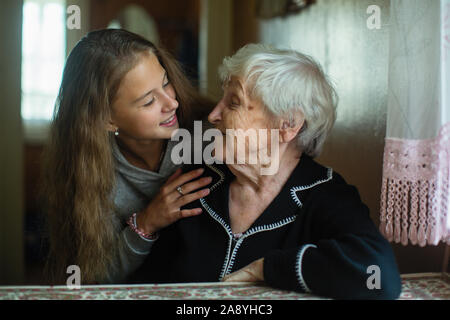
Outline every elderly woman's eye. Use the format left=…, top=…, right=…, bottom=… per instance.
left=228, top=101, right=240, bottom=108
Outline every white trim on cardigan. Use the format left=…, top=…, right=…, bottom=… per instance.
left=224, top=215, right=298, bottom=276
left=296, top=244, right=317, bottom=293
left=290, top=167, right=333, bottom=207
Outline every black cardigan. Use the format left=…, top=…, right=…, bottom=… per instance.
left=130, top=155, right=402, bottom=299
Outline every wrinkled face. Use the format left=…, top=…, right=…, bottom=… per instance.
left=208, top=77, right=276, bottom=164
left=110, top=52, right=179, bottom=142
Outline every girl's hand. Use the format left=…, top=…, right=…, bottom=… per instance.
left=136, top=168, right=211, bottom=234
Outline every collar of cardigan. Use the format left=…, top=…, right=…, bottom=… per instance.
left=196, top=154, right=333, bottom=233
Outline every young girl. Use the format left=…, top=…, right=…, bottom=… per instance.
left=42, top=29, right=212, bottom=284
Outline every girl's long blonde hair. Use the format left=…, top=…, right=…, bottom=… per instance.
left=41, top=29, right=211, bottom=284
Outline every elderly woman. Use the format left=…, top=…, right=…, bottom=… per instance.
left=131, top=44, right=402, bottom=299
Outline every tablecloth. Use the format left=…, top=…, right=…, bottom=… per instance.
left=0, top=273, right=448, bottom=300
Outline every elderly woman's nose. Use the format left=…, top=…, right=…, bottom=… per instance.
left=208, top=103, right=224, bottom=124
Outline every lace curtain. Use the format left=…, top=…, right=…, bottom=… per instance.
left=379, top=0, right=450, bottom=246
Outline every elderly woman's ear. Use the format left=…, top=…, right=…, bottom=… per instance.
left=278, top=117, right=304, bottom=144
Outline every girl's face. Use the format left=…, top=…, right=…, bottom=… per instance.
left=110, top=52, right=179, bottom=142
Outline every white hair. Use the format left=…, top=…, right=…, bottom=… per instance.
left=218, top=43, right=338, bottom=158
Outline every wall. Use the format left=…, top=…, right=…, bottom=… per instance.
left=89, top=0, right=200, bottom=57
left=199, top=0, right=234, bottom=100
left=255, top=0, right=447, bottom=273
left=199, top=0, right=260, bottom=101
left=0, top=0, right=25, bottom=284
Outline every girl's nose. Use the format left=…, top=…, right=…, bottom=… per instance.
left=161, top=92, right=179, bottom=112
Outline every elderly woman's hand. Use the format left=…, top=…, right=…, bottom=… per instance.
left=222, top=258, right=265, bottom=282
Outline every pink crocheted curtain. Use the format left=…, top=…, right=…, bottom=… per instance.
left=379, top=0, right=450, bottom=246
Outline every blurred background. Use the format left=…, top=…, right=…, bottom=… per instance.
left=0, top=0, right=448, bottom=285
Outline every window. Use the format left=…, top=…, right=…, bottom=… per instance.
left=21, top=0, right=66, bottom=142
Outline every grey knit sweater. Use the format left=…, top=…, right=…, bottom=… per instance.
left=106, top=137, right=180, bottom=283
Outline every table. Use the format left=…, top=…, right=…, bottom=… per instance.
left=0, top=273, right=448, bottom=300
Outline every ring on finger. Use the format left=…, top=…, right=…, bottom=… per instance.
left=176, top=186, right=184, bottom=196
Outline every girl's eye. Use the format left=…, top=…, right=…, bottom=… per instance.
left=163, top=81, right=170, bottom=88
left=143, top=98, right=155, bottom=107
